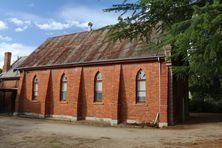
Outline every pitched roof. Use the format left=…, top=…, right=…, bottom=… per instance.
left=0, top=56, right=27, bottom=79
left=19, top=29, right=165, bottom=69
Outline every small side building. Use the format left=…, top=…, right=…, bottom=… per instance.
left=0, top=52, right=27, bottom=113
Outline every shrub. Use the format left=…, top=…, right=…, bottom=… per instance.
left=189, top=99, right=222, bottom=113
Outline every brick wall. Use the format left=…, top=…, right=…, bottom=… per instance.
left=16, top=61, right=169, bottom=124
left=0, top=79, right=18, bottom=113
left=0, top=79, right=18, bottom=88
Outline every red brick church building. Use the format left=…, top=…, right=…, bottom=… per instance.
left=1, top=30, right=188, bottom=127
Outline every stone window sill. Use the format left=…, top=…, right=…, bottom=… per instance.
left=32, top=100, right=39, bottom=103
left=60, top=101, right=68, bottom=104
left=93, top=102, right=104, bottom=105
left=135, top=102, right=147, bottom=106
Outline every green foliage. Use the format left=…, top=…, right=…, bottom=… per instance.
left=0, top=68, right=2, bottom=74
left=105, top=0, right=222, bottom=101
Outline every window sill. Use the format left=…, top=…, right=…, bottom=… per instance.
left=93, top=102, right=104, bottom=105
left=135, top=102, right=147, bottom=106
left=32, top=100, right=39, bottom=103
left=60, top=101, right=68, bottom=104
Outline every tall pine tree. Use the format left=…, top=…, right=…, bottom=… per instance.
left=104, top=0, right=222, bottom=101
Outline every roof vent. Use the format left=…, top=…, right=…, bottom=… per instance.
left=88, top=22, right=93, bottom=31
left=118, top=16, right=123, bottom=22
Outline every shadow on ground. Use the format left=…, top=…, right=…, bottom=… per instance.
left=185, top=112, right=222, bottom=124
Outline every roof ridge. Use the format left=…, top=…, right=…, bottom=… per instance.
left=48, top=29, right=104, bottom=39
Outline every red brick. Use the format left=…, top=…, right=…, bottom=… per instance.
left=15, top=62, right=169, bottom=124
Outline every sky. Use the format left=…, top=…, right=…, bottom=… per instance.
left=0, top=0, right=124, bottom=68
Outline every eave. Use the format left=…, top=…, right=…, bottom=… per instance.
left=16, top=55, right=165, bottom=71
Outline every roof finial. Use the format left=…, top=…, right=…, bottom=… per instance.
left=88, top=22, right=93, bottom=31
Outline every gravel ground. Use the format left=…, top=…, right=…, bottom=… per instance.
left=0, top=113, right=221, bottom=148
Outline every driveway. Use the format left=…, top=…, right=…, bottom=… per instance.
left=0, top=113, right=221, bottom=148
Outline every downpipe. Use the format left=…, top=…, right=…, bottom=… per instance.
left=154, top=57, right=161, bottom=127
left=158, top=57, right=161, bottom=126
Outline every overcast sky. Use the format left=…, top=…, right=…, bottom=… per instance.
left=0, top=0, right=124, bottom=68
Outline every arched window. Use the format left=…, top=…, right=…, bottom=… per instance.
left=94, top=72, right=102, bottom=102
left=32, top=76, right=38, bottom=100
left=136, top=70, right=146, bottom=103
left=60, top=74, right=67, bottom=101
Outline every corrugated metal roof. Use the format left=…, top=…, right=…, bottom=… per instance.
left=0, top=56, right=27, bottom=79
left=19, top=29, right=165, bottom=68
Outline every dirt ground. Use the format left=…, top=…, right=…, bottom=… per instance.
left=0, top=113, right=221, bottom=148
